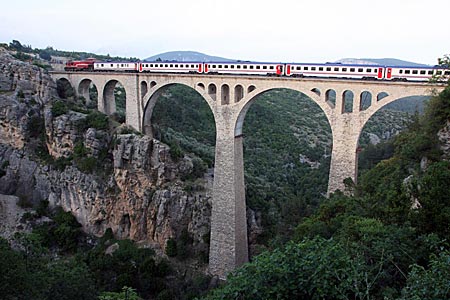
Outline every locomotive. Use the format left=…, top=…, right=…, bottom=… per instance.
left=64, top=58, right=450, bottom=82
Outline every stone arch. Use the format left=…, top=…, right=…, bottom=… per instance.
left=56, top=78, right=75, bottom=99
left=360, top=91, right=372, bottom=111
left=197, top=83, right=205, bottom=90
left=208, top=83, right=217, bottom=101
left=235, top=87, right=330, bottom=137
left=140, top=81, right=148, bottom=100
left=221, top=84, right=230, bottom=105
left=377, top=92, right=389, bottom=102
left=142, top=82, right=216, bottom=137
left=234, top=84, right=244, bottom=103
left=342, top=90, right=354, bottom=113
left=311, top=88, right=321, bottom=96
left=103, top=79, right=126, bottom=119
left=325, top=89, right=336, bottom=108
left=248, top=85, right=256, bottom=93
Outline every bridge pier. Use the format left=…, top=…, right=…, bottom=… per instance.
left=328, top=112, right=362, bottom=194
left=209, top=106, right=248, bottom=279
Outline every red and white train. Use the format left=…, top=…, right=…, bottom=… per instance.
left=64, top=59, right=450, bottom=82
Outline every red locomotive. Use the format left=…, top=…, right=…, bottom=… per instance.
left=64, top=58, right=96, bottom=71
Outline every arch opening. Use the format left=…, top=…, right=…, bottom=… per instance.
left=325, top=89, right=336, bottom=108
left=248, top=85, right=256, bottom=93
left=377, top=92, right=389, bottom=102
left=143, top=83, right=216, bottom=167
left=221, top=84, right=230, bottom=105
left=150, top=81, right=157, bottom=88
left=103, top=79, right=126, bottom=123
left=311, top=88, right=321, bottom=96
left=140, top=81, right=148, bottom=100
left=360, top=91, right=372, bottom=111
left=357, top=95, right=429, bottom=176
left=208, top=84, right=217, bottom=101
left=235, top=84, right=244, bottom=103
left=342, top=90, right=354, bottom=113
left=56, top=78, right=75, bottom=99
left=237, top=88, right=332, bottom=243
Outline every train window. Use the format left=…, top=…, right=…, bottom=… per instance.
left=445, top=71, right=450, bottom=75
left=237, top=65, right=241, bottom=69
left=250, top=66, right=254, bottom=69
left=270, top=66, right=274, bottom=69
left=218, top=65, right=222, bottom=68
left=366, top=68, right=372, bottom=72
left=175, top=64, right=178, bottom=67
left=399, top=70, right=403, bottom=74
left=101, top=64, right=104, bottom=67
left=412, top=70, right=418, bottom=74
left=342, top=68, right=347, bottom=71
left=326, top=67, right=331, bottom=71
left=224, top=65, right=228, bottom=68
left=350, top=68, right=355, bottom=72
left=420, top=70, right=426, bottom=75
left=358, top=68, right=363, bottom=72
left=256, top=66, right=260, bottom=69
left=304, top=66, right=309, bottom=70
left=436, top=71, right=442, bottom=75
left=428, top=70, right=433, bottom=75
left=297, top=66, right=301, bottom=70
left=164, top=64, right=168, bottom=67
left=111, top=64, right=114, bottom=67
left=263, top=66, right=267, bottom=70
left=319, top=67, right=323, bottom=71
left=231, top=65, right=235, bottom=69
left=212, top=65, right=216, bottom=68
left=405, top=70, right=410, bottom=74
left=334, top=67, right=339, bottom=71
left=170, top=64, right=173, bottom=67
left=311, top=67, right=316, bottom=71
left=243, top=65, right=248, bottom=69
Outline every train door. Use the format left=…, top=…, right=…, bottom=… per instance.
left=377, top=67, right=383, bottom=79
left=286, top=64, right=291, bottom=76
left=198, top=63, right=203, bottom=73
left=204, top=63, right=208, bottom=74
left=386, top=67, right=392, bottom=79
left=276, top=65, right=284, bottom=76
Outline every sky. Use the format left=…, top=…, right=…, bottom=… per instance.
left=1, top=0, right=449, bottom=65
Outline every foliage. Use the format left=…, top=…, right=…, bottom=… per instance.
left=99, top=286, right=142, bottom=300
left=165, top=238, right=178, bottom=257
left=399, top=251, right=450, bottom=300
left=203, top=238, right=370, bottom=300
left=51, top=100, right=69, bottom=117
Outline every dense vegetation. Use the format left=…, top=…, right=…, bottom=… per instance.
left=201, top=85, right=450, bottom=299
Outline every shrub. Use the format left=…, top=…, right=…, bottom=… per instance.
left=165, top=238, right=177, bottom=257
left=51, top=100, right=69, bottom=117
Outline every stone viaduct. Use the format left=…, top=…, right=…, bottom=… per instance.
left=50, top=71, right=445, bottom=279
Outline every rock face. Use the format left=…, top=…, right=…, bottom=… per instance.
left=438, top=120, right=450, bottom=160
left=0, top=48, right=212, bottom=256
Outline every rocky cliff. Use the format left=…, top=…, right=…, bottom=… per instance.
left=0, top=47, right=214, bottom=257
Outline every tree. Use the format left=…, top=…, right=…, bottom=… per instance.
left=398, top=251, right=450, bottom=300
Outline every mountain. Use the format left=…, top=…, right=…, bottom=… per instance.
left=144, top=51, right=234, bottom=62
left=337, top=58, right=430, bottom=66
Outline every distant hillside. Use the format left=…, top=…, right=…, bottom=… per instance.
left=144, top=51, right=234, bottom=62
left=337, top=58, right=429, bottom=67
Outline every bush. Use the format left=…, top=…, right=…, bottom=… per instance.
left=52, top=100, right=69, bottom=117
left=165, top=238, right=177, bottom=257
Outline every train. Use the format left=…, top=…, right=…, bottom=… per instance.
left=64, top=58, right=450, bottom=82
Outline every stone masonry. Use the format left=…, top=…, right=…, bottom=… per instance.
left=51, top=71, right=445, bottom=279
